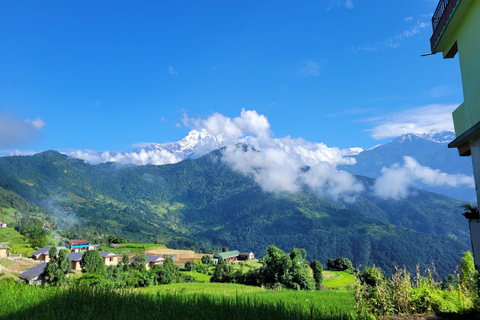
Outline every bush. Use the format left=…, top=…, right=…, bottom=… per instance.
left=327, top=257, right=354, bottom=272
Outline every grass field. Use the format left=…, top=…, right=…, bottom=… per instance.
left=0, top=281, right=362, bottom=320
left=180, top=271, right=212, bottom=282
left=323, top=271, right=355, bottom=288
left=0, top=228, right=33, bottom=255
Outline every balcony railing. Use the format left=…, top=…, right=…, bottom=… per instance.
left=430, top=0, right=461, bottom=50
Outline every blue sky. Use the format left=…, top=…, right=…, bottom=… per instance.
left=0, top=0, right=463, bottom=155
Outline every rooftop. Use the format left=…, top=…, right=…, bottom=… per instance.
left=214, top=250, right=240, bottom=259
left=68, top=240, right=90, bottom=246
left=68, top=252, right=83, bottom=262
left=19, top=262, right=47, bottom=280
left=98, top=251, right=120, bottom=258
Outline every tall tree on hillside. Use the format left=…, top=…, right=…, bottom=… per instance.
left=131, top=254, right=147, bottom=272
left=80, top=250, right=105, bottom=274
left=45, top=247, right=71, bottom=286
left=310, top=260, right=324, bottom=290
left=211, top=258, right=233, bottom=283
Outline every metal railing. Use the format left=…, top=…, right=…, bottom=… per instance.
left=430, top=0, right=461, bottom=50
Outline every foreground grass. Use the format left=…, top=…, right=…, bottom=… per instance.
left=0, top=280, right=362, bottom=320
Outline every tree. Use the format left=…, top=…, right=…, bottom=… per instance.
left=201, top=255, right=213, bottom=265
left=153, top=257, right=178, bottom=284
left=211, top=258, right=234, bottom=283
left=259, top=245, right=314, bottom=290
left=131, top=254, right=147, bottom=272
left=327, top=257, right=354, bottom=272
left=184, top=261, right=195, bottom=272
left=459, top=251, right=477, bottom=292
left=310, top=260, right=324, bottom=290
left=45, top=246, right=71, bottom=286
left=260, top=245, right=292, bottom=287
left=80, top=250, right=105, bottom=274
left=222, top=247, right=228, bottom=252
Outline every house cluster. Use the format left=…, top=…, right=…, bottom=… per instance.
left=19, top=239, right=166, bottom=285
left=0, top=221, right=7, bottom=228
left=213, top=250, right=254, bottom=263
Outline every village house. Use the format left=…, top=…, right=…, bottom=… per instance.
left=0, top=244, right=10, bottom=258
left=31, top=246, right=68, bottom=262
left=214, top=250, right=240, bottom=262
left=130, top=255, right=165, bottom=270
left=68, top=252, right=83, bottom=271
left=0, top=221, right=7, bottom=228
left=238, top=252, right=255, bottom=261
left=66, top=240, right=92, bottom=253
left=99, top=251, right=120, bottom=266
left=145, top=255, right=165, bottom=270
left=18, top=262, right=47, bottom=285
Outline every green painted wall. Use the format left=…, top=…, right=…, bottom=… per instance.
left=450, top=1, right=480, bottom=137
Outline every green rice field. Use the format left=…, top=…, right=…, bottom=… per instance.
left=323, top=271, right=355, bottom=288
left=0, top=280, right=363, bottom=320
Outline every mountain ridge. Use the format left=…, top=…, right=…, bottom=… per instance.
left=0, top=149, right=471, bottom=277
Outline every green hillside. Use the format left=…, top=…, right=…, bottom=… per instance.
left=0, top=150, right=470, bottom=277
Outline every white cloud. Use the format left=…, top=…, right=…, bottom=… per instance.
left=345, top=0, right=354, bottom=9
left=183, top=109, right=272, bottom=140
left=222, top=144, right=364, bottom=199
left=68, top=149, right=182, bottom=166
left=168, top=66, right=178, bottom=75
left=0, top=113, right=46, bottom=148
left=176, top=109, right=365, bottom=199
left=25, top=116, right=46, bottom=130
left=358, top=19, right=429, bottom=51
left=374, top=156, right=475, bottom=200
left=297, top=60, right=322, bottom=78
left=365, top=104, right=457, bottom=140
left=394, top=20, right=429, bottom=42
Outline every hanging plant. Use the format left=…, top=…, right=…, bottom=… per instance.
left=462, top=203, right=479, bottom=220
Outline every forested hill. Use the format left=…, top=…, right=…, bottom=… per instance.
left=0, top=150, right=470, bottom=277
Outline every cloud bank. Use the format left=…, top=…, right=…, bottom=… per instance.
left=374, top=156, right=474, bottom=200
left=366, top=104, right=457, bottom=140
left=182, top=109, right=364, bottom=199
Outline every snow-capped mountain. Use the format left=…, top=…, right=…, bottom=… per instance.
left=66, top=129, right=474, bottom=200
left=68, top=130, right=229, bottom=166
left=340, top=131, right=475, bottom=201
left=393, top=132, right=456, bottom=144
left=139, top=130, right=228, bottom=160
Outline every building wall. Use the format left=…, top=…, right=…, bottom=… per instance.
left=451, top=1, right=480, bottom=136
left=71, top=261, right=82, bottom=271
left=0, top=248, right=6, bottom=258
left=103, top=256, right=119, bottom=266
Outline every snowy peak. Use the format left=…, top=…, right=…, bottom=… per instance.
left=393, top=131, right=455, bottom=144
left=139, top=130, right=227, bottom=158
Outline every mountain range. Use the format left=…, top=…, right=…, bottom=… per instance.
left=69, top=130, right=475, bottom=201
left=0, top=144, right=472, bottom=278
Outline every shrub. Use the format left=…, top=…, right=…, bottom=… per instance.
left=327, top=257, right=354, bottom=272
